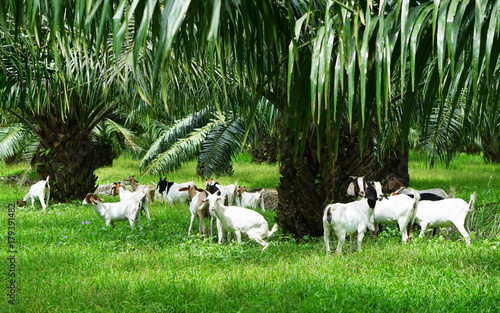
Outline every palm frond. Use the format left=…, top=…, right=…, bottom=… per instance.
left=140, top=108, right=211, bottom=170
left=0, top=123, right=38, bottom=161
left=197, top=116, right=247, bottom=178
left=141, top=121, right=216, bottom=177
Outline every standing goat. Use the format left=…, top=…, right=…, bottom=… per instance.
left=111, top=182, right=151, bottom=220
left=323, top=181, right=384, bottom=253
left=17, top=176, right=50, bottom=212
left=83, top=193, right=145, bottom=228
left=183, top=184, right=214, bottom=238
left=414, top=192, right=476, bottom=244
left=203, top=191, right=278, bottom=251
left=368, top=189, right=420, bottom=243
left=124, top=175, right=156, bottom=203
left=240, top=190, right=265, bottom=212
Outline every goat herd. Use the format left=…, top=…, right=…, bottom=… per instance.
left=16, top=175, right=475, bottom=253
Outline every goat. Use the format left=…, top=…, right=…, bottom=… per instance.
left=240, top=190, right=265, bottom=212
left=124, top=175, right=156, bottom=203
left=235, top=186, right=248, bottom=206
left=346, top=176, right=366, bottom=199
left=183, top=184, right=214, bottom=238
left=368, top=189, right=420, bottom=243
left=414, top=192, right=476, bottom=244
left=216, top=181, right=239, bottom=206
left=83, top=193, right=144, bottom=228
left=384, top=178, right=456, bottom=236
left=203, top=191, right=278, bottom=251
left=383, top=178, right=454, bottom=200
left=156, top=177, right=173, bottom=199
left=323, top=181, right=384, bottom=254
left=17, top=176, right=50, bottom=212
left=205, top=179, right=220, bottom=194
left=110, top=182, right=151, bottom=220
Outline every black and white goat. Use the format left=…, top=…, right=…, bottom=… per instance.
left=323, top=181, right=384, bottom=253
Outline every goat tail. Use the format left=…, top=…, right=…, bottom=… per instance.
left=468, top=192, right=476, bottom=212
left=268, top=223, right=279, bottom=237
left=408, top=188, right=420, bottom=224
left=45, top=175, right=50, bottom=187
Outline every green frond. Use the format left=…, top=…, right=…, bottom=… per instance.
left=141, top=121, right=215, bottom=177
left=0, top=123, right=38, bottom=161
left=197, top=116, right=247, bottom=178
left=140, top=109, right=212, bottom=172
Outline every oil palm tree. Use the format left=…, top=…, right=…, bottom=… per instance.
left=2, top=1, right=499, bottom=235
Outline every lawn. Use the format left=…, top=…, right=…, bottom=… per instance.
left=1, top=152, right=499, bottom=312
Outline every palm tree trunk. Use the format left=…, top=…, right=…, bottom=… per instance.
left=482, top=135, right=500, bottom=163
left=276, top=120, right=380, bottom=237
left=31, top=116, right=99, bottom=203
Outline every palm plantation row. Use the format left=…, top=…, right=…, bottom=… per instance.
left=1, top=1, right=500, bottom=236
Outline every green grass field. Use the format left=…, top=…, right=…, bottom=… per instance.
left=1, top=152, right=499, bottom=312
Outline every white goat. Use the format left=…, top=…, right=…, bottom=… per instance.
left=183, top=185, right=214, bottom=238
left=203, top=191, right=278, bottom=251
left=240, top=190, right=266, bottom=212
left=124, top=175, right=156, bottom=203
left=414, top=192, right=476, bottom=244
left=17, top=176, right=50, bottom=211
left=323, top=181, right=384, bottom=253
left=216, top=181, right=239, bottom=206
left=83, top=192, right=145, bottom=228
left=235, top=186, right=248, bottom=206
left=368, top=189, right=419, bottom=243
left=110, top=182, right=151, bottom=220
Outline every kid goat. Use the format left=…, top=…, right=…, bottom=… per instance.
left=17, top=176, right=50, bottom=212
left=323, top=181, right=384, bottom=254
left=203, top=191, right=278, bottom=251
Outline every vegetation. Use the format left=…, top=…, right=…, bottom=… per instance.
left=1, top=152, right=499, bottom=311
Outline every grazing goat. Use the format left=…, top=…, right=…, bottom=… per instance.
left=183, top=184, right=214, bottom=238
left=83, top=193, right=145, bottom=228
left=124, top=175, right=156, bottom=203
left=414, top=192, right=476, bottom=244
left=203, top=191, right=278, bottom=251
left=111, top=182, right=151, bottom=220
left=346, top=176, right=366, bottom=199
left=323, top=181, right=384, bottom=253
left=240, top=190, right=266, bottom=212
left=17, top=176, right=50, bottom=212
left=368, top=189, right=420, bottom=243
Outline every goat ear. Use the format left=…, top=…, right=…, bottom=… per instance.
left=347, top=182, right=356, bottom=196
left=178, top=187, right=188, bottom=192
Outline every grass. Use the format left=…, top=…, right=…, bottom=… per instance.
left=1, top=152, right=499, bottom=312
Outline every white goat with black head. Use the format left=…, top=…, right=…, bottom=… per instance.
left=323, top=181, right=384, bottom=254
